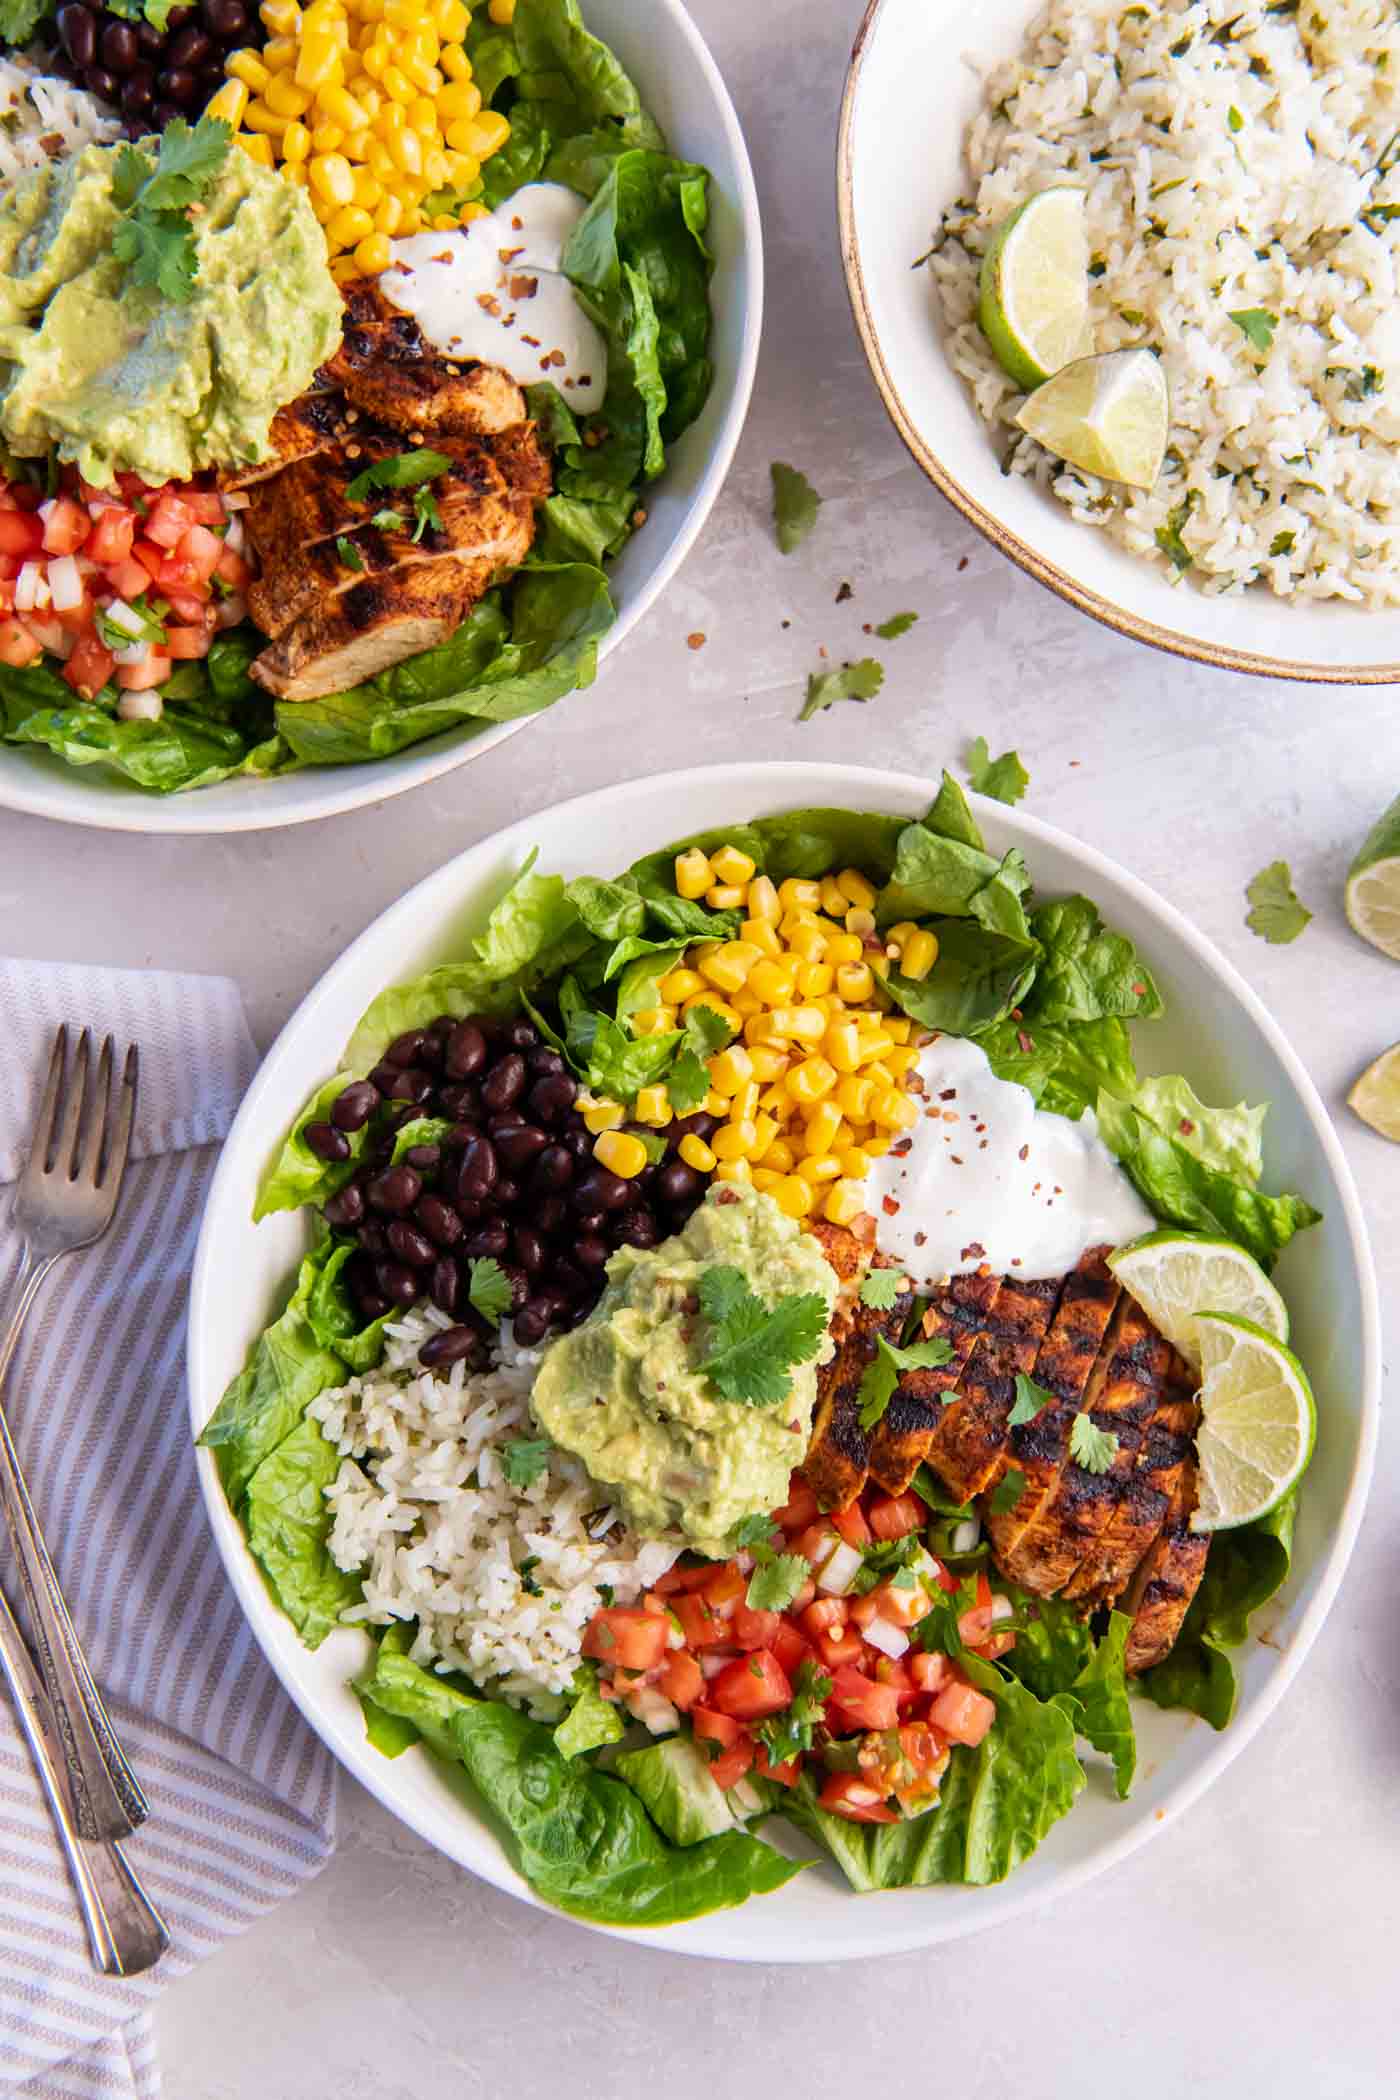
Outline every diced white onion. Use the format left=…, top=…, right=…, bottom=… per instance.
left=223, top=514, right=246, bottom=553
left=15, top=561, right=43, bottom=612
left=101, top=598, right=146, bottom=641
left=36, top=497, right=55, bottom=522
left=951, top=1518, right=982, bottom=1554
left=215, top=592, right=246, bottom=628
left=864, top=1616, right=910, bottom=1660
left=46, top=555, right=82, bottom=611
left=665, top=1621, right=684, bottom=1650
left=816, top=1540, right=863, bottom=1596
left=117, top=689, right=163, bottom=722
left=990, top=1593, right=1015, bottom=1625
left=805, top=1528, right=840, bottom=1571
left=699, top=1652, right=730, bottom=1680
left=112, top=640, right=150, bottom=668
left=627, top=1686, right=679, bottom=1736
left=733, top=1550, right=754, bottom=1575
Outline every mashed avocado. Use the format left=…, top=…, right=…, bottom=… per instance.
left=530, top=1186, right=837, bottom=1555
left=0, top=140, right=342, bottom=486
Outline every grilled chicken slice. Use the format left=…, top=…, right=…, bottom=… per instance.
left=984, top=1250, right=1121, bottom=1573
left=218, top=386, right=345, bottom=491
left=1062, top=1347, right=1199, bottom=1610
left=1123, top=1462, right=1211, bottom=1672
left=923, top=1273, right=1063, bottom=1506
left=804, top=1233, right=912, bottom=1512
left=249, top=556, right=497, bottom=700
left=866, top=1269, right=1002, bottom=1495
left=325, top=278, right=528, bottom=439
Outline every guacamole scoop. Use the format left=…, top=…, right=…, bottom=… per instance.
left=530, top=1186, right=837, bottom=1556
left=0, top=140, right=342, bottom=487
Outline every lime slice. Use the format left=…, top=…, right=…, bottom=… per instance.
left=1346, top=791, right=1400, bottom=959
left=1108, top=1229, right=1288, bottom=1372
left=1348, top=1041, right=1400, bottom=1140
left=1191, top=1312, right=1316, bottom=1534
left=978, top=186, right=1094, bottom=391
left=1015, top=348, right=1169, bottom=490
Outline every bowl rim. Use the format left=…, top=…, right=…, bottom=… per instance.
left=0, top=0, right=765, bottom=837
left=187, top=758, right=1381, bottom=1963
left=836, top=0, right=1400, bottom=688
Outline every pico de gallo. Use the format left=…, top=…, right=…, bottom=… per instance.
left=0, top=466, right=253, bottom=718
left=583, top=1472, right=1015, bottom=1825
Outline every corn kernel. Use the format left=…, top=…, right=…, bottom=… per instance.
left=443, top=149, right=480, bottom=186
left=312, top=119, right=346, bottom=151
left=582, top=1100, right=624, bottom=1135
left=729, top=990, right=763, bottom=1020
left=886, top=922, right=920, bottom=951
left=768, top=1006, right=826, bottom=1044
left=836, top=1146, right=871, bottom=1179
left=675, top=849, right=713, bottom=900
left=798, top=1155, right=842, bottom=1186
left=697, top=943, right=753, bottom=993
left=709, top=844, right=756, bottom=886
left=206, top=77, right=250, bottom=125
left=296, top=30, right=342, bottom=88
left=704, top=884, right=744, bottom=911
left=836, top=868, right=876, bottom=910
left=751, top=1167, right=782, bottom=1194
left=796, top=961, right=834, bottom=999
left=381, top=60, right=415, bottom=101
left=901, top=930, right=939, bottom=981
left=747, top=958, right=798, bottom=1007
left=658, top=967, right=704, bottom=1004
left=854, top=1030, right=895, bottom=1067
left=244, top=98, right=289, bottom=134
left=882, top=1017, right=912, bottom=1044
left=436, top=0, right=468, bottom=33
left=748, top=1044, right=789, bottom=1083
left=778, top=878, right=822, bottom=914
left=387, top=123, right=422, bottom=173
left=746, top=875, right=780, bottom=923
left=735, top=917, right=780, bottom=960
left=681, top=993, right=739, bottom=1033
left=712, top=1120, right=757, bottom=1162
left=440, top=40, right=471, bottom=80
left=235, top=129, right=276, bottom=164
left=714, top=1159, right=752, bottom=1186
left=785, top=1057, right=837, bottom=1106
left=320, top=82, right=370, bottom=129
left=488, top=0, right=515, bottom=20
left=704, top=1090, right=728, bottom=1118
left=351, top=166, right=383, bottom=207
left=730, top=1080, right=761, bottom=1125
left=410, top=95, right=440, bottom=137
left=635, top=1086, right=672, bottom=1128
left=757, top=1082, right=788, bottom=1118
left=260, top=0, right=300, bottom=34
left=749, top=1113, right=779, bottom=1161
left=309, top=150, right=356, bottom=204
left=824, top=1019, right=863, bottom=1074
left=835, top=1073, right=875, bottom=1120
left=709, top=1045, right=754, bottom=1097
left=263, top=33, right=297, bottom=65
left=327, top=202, right=374, bottom=244
left=228, top=49, right=272, bottom=91
left=869, top=1086, right=919, bottom=1132
left=816, top=876, right=845, bottom=919
left=594, top=1130, right=648, bottom=1179
left=845, top=907, right=876, bottom=938
left=761, top=1137, right=795, bottom=1174
left=883, top=1046, right=919, bottom=1080
left=678, top=1134, right=716, bottom=1174
left=786, top=922, right=828, bottom=965
left=772, top=1175, right=814, bottom=1219
left=803, top=1102, right=843, bottom=1156
left=278, top=117, right=310, bottom=161
left=630, top=1005, right=677, bottom=1037
left=832, top=961, right=871, bottom=1004
left=467, top=107, right=510, bottom=157
left=824, top=931, right=863, bottom=966
left=823, top=1179, right=866, bottom=1227
left=360, top=39, right=388, bottom=76
left=437, top=76, right=484, bottom=121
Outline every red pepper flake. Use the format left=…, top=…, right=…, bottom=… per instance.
left=836, top=580, right=853, bottom=603
left=882, top=1196, right=900, bottom=1216
left=511, top=215, right=524, bottom=231
left=939, top=1087, right=957, bottom=1101
left=950, top=1156, right=963, bottom=1166
left=521, top=332, right=542, bottom=347
left=1016, top=1030, right=1034, bottom=1055
left=1179, top=1117, right=1195, bottom=1135
left=687, top=632, right=706, bottom=651
left=498, top=245, right=526, bottom=263
left=716, top=1188, right=738, bottom=1205
left=509, top=273, right=539, bottom=300
left=961, top=1241, right=985, bottom=1261
left=891, top=1138, right=913, bottom=1156
left=1018, top=1144, right=1030, bottom=1161
left=913, top=1231, right=927, bottom=1248
left=476, top=293, right=501, bottom=315
left=1132, top=982, right=1147, bottom=998
left=957, top=555, right=969, bottom=571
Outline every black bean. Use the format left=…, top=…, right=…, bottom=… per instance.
left=527, top=1047, right=566, bottom=1077
left=57, top=4, right=96, bottom=67
left=656, top=1160, right=701, bottom=1208
left=87, top=65, right=121, bottom=99
left=386, top=1028, right=427, bottom=1068
left=427, top=1015, right=454, bottom=1043
left=355, top=1290, right=391, bottom=1324
left=159, top=66, right=198, bottom=102
left=573, top=1167, right=629, bottom=1213
left=670, top=1110, right=719, bottom=1144
left=323, top=1181, right=365, bottom=1229
left=504, top=1019, right=539, bottom=1051
left=493, top=1177, right=521, bottom=1209
left=356, top=1220, right=387, bottom=1257
left=528, top=1072, right=577, bottom=1124
left=497, top=1262, right=530, bottom=1311
left=403, top=1143, right=441, bottom=1173
left=167, top=23, right=212, bottom=66
left=534, top=1196, right=566, bottom=1235
left=552, top=1258, right=587, bottom=1298
left=376, top=1261, right=420, bottom=1307
left=382, top=1102, right=413, bottom=1130
left=456, top=1134, right=497, bottom=1202
left=418, top=1324, right=486, bottom=1370
left=532, top=1143, right=574, bottom=1194
left=369, top=1060, right=400, bottom=1094
left=513, top=1303, right=550, bottom=1348
left=203, top=0, right=247, bottom=35
left=613, top=1209, right=659, bottom=1250
left=167, top=3, right=193, bottom=25
left=438, top=1083, right=480, bottom=1120
left=387, top=1220, right=435, bottom=1268
left=136, top=18, right=163, bottom=52
left=573, top=1210, right=605, bottom=1236
left=304, top=1120, right=350, bottom=1163
left=456, top=1197, right=484, bottom=1224
left=151, top=96, right=187, bottom=127
left=573, top=1232, right=610, bottom=1270
left=368, top=1165, right=422, bottom=1214
left=416, top=1194, right=463, bottom=1247
left=429, top=1257, right=459, bottom=1315
left=463, top=1220, right=509, bottom=1260
left=387, top=1066, right=434, bottom=1105
left=330, top=1079, right=378, bottom=1133
left=481, top=1053, right=526, bottom=1113
left=513, top=1226, right=546, bottom=1273
left=495, top=1123, right=548, bottom=1172
left=443, top=1121, right=480, bottom=1149
left=562, top=1128, right=592, bottom=1163
left=444, top=1019, right=487, bottom=1080
left=100, top=19, right=139, bottom=69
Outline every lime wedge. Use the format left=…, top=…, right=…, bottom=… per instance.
left=1348, top=1041, right=1400, bottom=1140
left=1191, top=1312, right=1315, bottom=1534
left=978, top=186, right=1094, bottom=391
left=1346, top=791, right=1400, bottom=959
left=1108, top=1230, right=1288, bottom=1372
left=1015, top=348, right=1169, bottom=490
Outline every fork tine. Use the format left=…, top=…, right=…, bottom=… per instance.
left=28, top=1027, right=67, bottom=1180
left=53, top=1028, right=90, bottom=1180
left=76, top=1036, right=114, bottom=1187
left=99, top=1044, right=138, bottom=1193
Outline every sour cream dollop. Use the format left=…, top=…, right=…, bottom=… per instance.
left=865, top=1035, right=1154, bottom=1285
left=379, top=181, right=608, bottom=412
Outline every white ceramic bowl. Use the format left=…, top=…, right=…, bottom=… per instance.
left=839, top=0, right=1400, bottom=683
left=1, top=0, right=762, bottom=834
left=189, top=761, right=1379, bottom=1961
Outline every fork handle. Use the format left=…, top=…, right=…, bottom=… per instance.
left=0, top=1255, right=150, bottom=1842
left=0, top=1579, right=167, bottom=1975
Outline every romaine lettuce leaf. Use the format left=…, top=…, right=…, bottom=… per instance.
left=554, top=1668, right=624, bottom=1759
left=198, top=1242, right=348, bottom=1505
left=253, top=1074, right=365, bottom=1222
left=359, top=1635, right=480, bottom=1763
left=303, top=1239, right=391, bottom=1374
left=1027, top=896, right=1163, bottom=1023
left=887, top=921, right=1042, bottom=1036
left=1094, top=1092, right=1320, bottom=1271
left=977, top=1015, right=1138, bottom=1120
left=615, top=1736, right=738, bottom=1843
left=1130, top=1074, right=1266, bottom=1184
left=1069, top=1610, right=1136, bottom=1799
left=244, top=1414, right=360, bottom=1649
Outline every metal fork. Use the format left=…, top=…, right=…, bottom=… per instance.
left=0, top=1027, right=149, bottom=1842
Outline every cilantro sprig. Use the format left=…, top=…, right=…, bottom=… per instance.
left=966, top=735, right=1029, bottom=806
left=753, top=1658, right=832, bottom=1766
left=502, top=1437, right=552, bottom=1487
left=1069, top=1414, right=1119, bottom=1474
left=698, top=1266, right=828, bottom=1409
left=800, top=657, right=884, bottom=721
left=1245, top=860, right=1311, bottom=944
left=770, top=461, right=822, bottom=554
left=110, top=116, right=232, bottom=305
left=467, top=1256, right=514, bottom=1325
left=858, top=1267, right=906, bottom=1312
left=1007, top=1372, right=1055, bottom=1428
left=345, top=449, right=452, bottom=503
left=856, top=1332, right=955, bottom=1432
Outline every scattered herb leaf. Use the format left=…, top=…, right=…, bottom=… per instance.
left=858, top=1268, right=905, bottom=1311
left=966, top=736, right=1029, bottom=806
left=502, top=1437, right=553, bottom=1488
left=988, top=1466, right=1028, bottom=1516
left=770, top=462, right=822, bottom=554
left=1069, top=1415, right=1120, bottom=1474
left=857, top=1332, right=955, bottom=1432
left=335, top=534, right=365, bottom=573
left=345, top=449, right=452, bottom=503
left=1228, top=307, right=1277, bottom=352
left=1245, top=860, right=1311, bottom=945
left=799, top=657, right=884, bottom=721
left=875, top=611, right=919, bottom=640
left=1007, top=1372, right=1055, bottom=1429
left=746, top=1553, right=811, bottom=1612
left=467, top=1256, right=514, bottom=1325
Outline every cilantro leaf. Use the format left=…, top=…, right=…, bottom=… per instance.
left=799, top=657, right=885, bottom=721
left=345, top=449, right=452, bottom=503
left=109, top=143, right=152, bottom=212
left=140, top=114, right=232, bottom=210
left=850, top=1533, right=922, bottom=1595
left=1007, top=1372, right=1055, bottom=1428
left=666, top=1004, right=736, bottom=1116
left=699, top=1266, right=829, bottom=1408
left=1269, top=530, right=1295, bottom=556
left=745, top=1553, right=810, bottom=1612
left=369, top=507, right=406, bottom=532
left=875, top=611, right=918, bottom=640
left=335, top=534, right=365, bottom=573
left=731, top=1513, right=777, bottom=1550
left=856, top=1333, right=955, bottom=1433
left=858, top=1267, right=905, bottom=1311
left=1227, top=103, right=1244, bottom=132
left=1155, top=494, right=1197, bottom=572
left=109, top=118, right=231, bottom=306
left=753, top=1659, right=831, bottom=1765
left=770, top=461, right=822, bottom=554
left=1228, top=307, right=1277, bottom=353
left=967, top=735, right=1029, bottom=806
left=988, top=1466, right=1028, bottom=1516
left=1245, top=859, right=1311, bottom=944
left=908, top=1462, right=972, bottom=1519
left=467, top=1256, right=514, bottom=1325
left=112, top=213, right=198, bottom=302
left=411, top=484, right=444, bottom=542
left=502, top=1437, right=552, bottom=1488
left=1069, top=1414, right=1119, bottom=1474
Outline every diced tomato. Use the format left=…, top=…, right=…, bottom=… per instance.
left=10, top=481, right=41, bottom=512
left=773, top=1477, right=820, bottom=1533
left=183, top=489, right=228, bottom=526
left=831, top=1500, right=872, bottom=1549
left=0, top=579, right=14, bottom=614
left=0, top=616, right=41, bottom=666
left=658, top=1651, right=704, bottom=1712
left=62, top=634, right=115, bottom=697
left=868, top=1493, right=924, bottom=1542
left=827, top=1664, right=901, bottom=1731
left=85, top=508, right=137, bottom=565
left=166, top=624, right=212, bottom=660
left=958, top=1570, right=995, bottom=1648
left=910, top=1650, right=951, bottom=1695
left=814, top=1625, right=865, bottom=1671
left=708, top=1649, right=792, bottom=1723
left=866, top=1578, right=931, bottom=1630
left=103, top=557, right=152, bottom=601
left=673, top=1592, right=729, bottom=1650
left=652, top=1562, right=714, bottom=1596
left=768, top=1620, right=813, bottom=1679
left=848, top=1590, right=881, bottom=1629
left=173, top=523, right=223, bottom=584
left=818, top=1773, right=898, bottom=1824
left=872, top=1656, right=913, bottom=1695
left=580, top=1607, right=669, bottom=1672
left=701, top=1563, right=747, bottom=1616
left=215, top=543, right=252, bottom=589
left=0, top=511, right=43, bottom=557
left=792, top=1521, right=838, bottom=1568
left=691, top=1705, right=741, bottom=1751
left=707, top=1738, right=754, bottom=1791
left=732, top=1603, right=782, bottom=1652
left=929, top=1680, right=996, bottom=1747
left=0, top=553, right=18, bottom=582
left=40, top=496, right=89, bottom=555
left=799, top=1597, right=846, bottom=1640
left=753, top=1743, right=800, bottom=1787
left=897, top=1721, right=947, bottom=1773
left=116, top=652, right=171, bottom=691
left=133, top=540, right=166, bottom=580
left=145, top=493, right=197, bottom=548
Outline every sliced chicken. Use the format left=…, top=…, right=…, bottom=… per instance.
left=1062, top=1346, right=1199, bottom=1611
left=249, top=555, right=497, bottom=700
left=218, top=387, right=344, bottom=491
left=866, top=1268, right=1002, bottom=1496
left=923, top=1273, right=1063, bottom=1506
left=325, top=277, right=529, bottom=439
left=804, top=1235, right=912, bottom=1513
left=1123, top=1463, right=1211, bottom=1673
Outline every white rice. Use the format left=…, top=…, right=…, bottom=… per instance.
left=309, top=1305, right=681, bottom=1719
left=931, top=0, right=1400, bottom=603
left=0, top=57, right=118, bottom=186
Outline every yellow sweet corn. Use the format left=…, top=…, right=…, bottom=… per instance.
left=594, top=1131, right=648, bottom=1180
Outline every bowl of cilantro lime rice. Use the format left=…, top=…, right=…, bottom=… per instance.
left=188, top=760, right=1377, bottom=1958
left=841, top=0, right=1400, bottom=680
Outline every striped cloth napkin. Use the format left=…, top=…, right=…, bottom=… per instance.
left=0, top=959, right=337, bottom=2100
